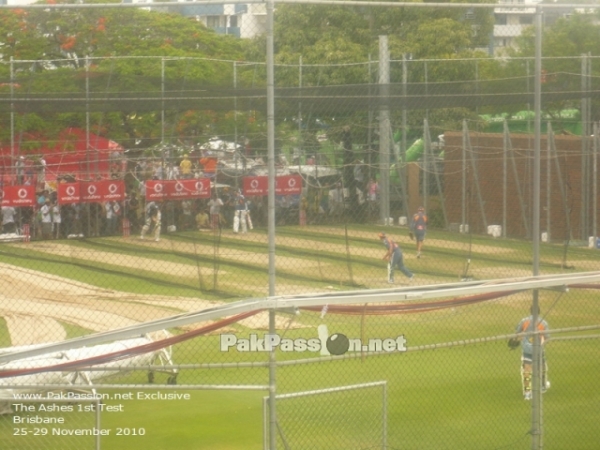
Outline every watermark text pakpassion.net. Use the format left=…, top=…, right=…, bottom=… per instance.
left=220, top=324, right=407, bottom=356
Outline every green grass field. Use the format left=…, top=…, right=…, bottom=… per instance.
left=1, top=225, right=599, bottom=449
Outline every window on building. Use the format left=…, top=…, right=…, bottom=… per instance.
left=206, top=16, right=226, bottom=28
left=520, top=15, right=533, bottom=25
left=495, top=14, right=507, bottom=25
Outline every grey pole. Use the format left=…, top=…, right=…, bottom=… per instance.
left=503, top=125, right=507, bottom=238
left=475, top=60, right=480, bottom=125
left=295, top=55, right=302, bottom=165
left=531, top=7, right=543, bottom=450
left=234, top=61, right=238, bottom=159
left=546, top=122, right=551, bottom=241
left=462, top=125, right=467, bottom=232
left=586, top=54, right=593, bottom=239
left=532, top=10, right=542, bottom=281
left=86, top=56, right=91, bottom=178
left=161, top=59, right=166, bottom=175
left=161, top=58, right=165, bottom=143
left=593, top=123, right=598, bottom=242
left=10, top=57, right=15, bottom=173
left=382, top=383, right=388, bottom=449
left=367, top=54, right=373, bottom=181
left=423, top=119, right=428, bottom=213
left=378, top=36, right=390, bottom=224
left=580, top=54, right=588, bottom=241
left=402, top=54, right=409, bottom=218
left=429, top=122, right=447, bottom=227
left=266, top=1, right=276, bottom=316
left=506, top=120, right=530, bottom=237
left=298, top=55, right=302, bottom=142
left=464, top=120, right=488, bottom=231
left=588, top=59, right=594, bottom=242
left=266, top=1, right=277, bottom=448
left=424, top=60, right=429, bottom=123
left=390, top=58, right=409, bottom=221
left=549, top=125, right=571, bottom=245
left=424, top=61, right=429, bottom=214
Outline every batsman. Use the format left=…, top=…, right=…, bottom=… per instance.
left=140, top=201, right=162, bottom=242
left=508, top=305, right=550, bottom=400
left=378, top=232, right=413, bottom=284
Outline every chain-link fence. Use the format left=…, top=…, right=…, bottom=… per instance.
left=1, top=1, right=600, bottom=449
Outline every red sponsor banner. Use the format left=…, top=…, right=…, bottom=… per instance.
left=144, top=179, right=211, bottom=201
left=0, top=185, right=35, bottom=207
left=242, top=175, right=303, bottom=196
left=83, top=180, right=125, bottom=202
left=58, top=180, right=125, bottom=204
left=57, top=183, right=81, bottom=204
left=243, top=176, right=268, bottom=196
left=277, top=175, right=302, bottom=195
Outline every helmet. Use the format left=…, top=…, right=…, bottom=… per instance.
left=378, top=232, right=386, bottom=239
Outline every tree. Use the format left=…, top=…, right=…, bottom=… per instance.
left=243, top=2, right=495, bottom=155
left=246, top=2, right=493, bottom=86
left=510, top=12, right=600, bottom=121
left=0, top=2, right=246, bottom=149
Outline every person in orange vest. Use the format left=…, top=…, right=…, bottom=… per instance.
left=509, top=305, right=550, bottom=400
left=199, top=151, right=218, bottom=179
left=410, top=206, right=428, bottom=258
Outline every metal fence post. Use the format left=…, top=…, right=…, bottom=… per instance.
left=379, top=35, right=390, bottom=225
left=267, top=1, right=277, bottom=449
left=531, top=6, right=543, bottom=449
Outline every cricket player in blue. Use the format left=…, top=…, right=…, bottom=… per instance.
left=410, top=206, right=428, bottom=258
left=233, top=190, right=249, bottom=233
left=378, top=232, right=413, bottom=284
left=509, top=305, right=550, bottom=400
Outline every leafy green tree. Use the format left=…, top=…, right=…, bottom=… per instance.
left=243, top=1, right=495, bottom=157
left=0, top=2, right=245, bottom=149
left=510, top=12, right=600, bottom=124
left=246, top=2, right=493, bottom=87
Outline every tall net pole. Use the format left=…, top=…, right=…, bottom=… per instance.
left=266, top=1, right=277, bottom=448
left=531, top=7, right=543, bottom=449
left=378, top=36, right=390, bottom=224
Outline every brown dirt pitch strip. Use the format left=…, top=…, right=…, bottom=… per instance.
left=0, top=257, right=306, bottom=347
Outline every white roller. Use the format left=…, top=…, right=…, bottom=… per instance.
left=0, top=332, right=177, bottom=411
